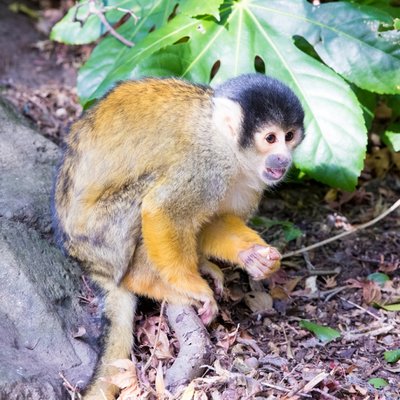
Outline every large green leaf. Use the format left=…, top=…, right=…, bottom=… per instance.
left=77, top=0, right=194, bottom=104
left=382, top=127, right=400, bottom=151
left=179, top=0, right=223, bottom=20
left=345, top=0, right=400, bottom=18
left=309, top=3, right=400, bottom=94
left=76, top=0, right=224, bottom=104
left=51, top=0, right=139, bottom=45
left=247, top=1, right=400, bottom=94
left=132, top=0, right=367, bottom=190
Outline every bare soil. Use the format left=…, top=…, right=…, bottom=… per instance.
left=2, top=3, right=399, bottom=399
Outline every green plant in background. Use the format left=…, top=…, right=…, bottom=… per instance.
left=51, top=0, right=400, bottom=191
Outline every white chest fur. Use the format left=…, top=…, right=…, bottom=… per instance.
left=219, top=153, right=265, bottom=217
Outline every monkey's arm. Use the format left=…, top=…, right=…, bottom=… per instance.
left=199, top=214, right=281, bottom=280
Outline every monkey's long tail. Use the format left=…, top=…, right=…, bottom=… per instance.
left=83, top=279, right=137, bottom=400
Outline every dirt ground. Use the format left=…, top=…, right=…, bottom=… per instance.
left=1, top=2, right=400, bottom=399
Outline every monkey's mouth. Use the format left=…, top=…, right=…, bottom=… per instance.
left=264, top=168, right=286, bottom=181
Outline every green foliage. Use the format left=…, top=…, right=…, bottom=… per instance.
left=51, top=0, right=139, bottom=44
left=51, top=0, right=400, bottom=190
left=367, top=272, right=390, bottom=286
left=299, top=320, right=341, bottom=342
left=384, top=349, right=400, bottom=363
left=368, top=377, right=389, bottom=389
left=382, top=127, right=400, bottom=151
left=380, top=303, right=400, bottom=311
left=250, top=216, right=302, bottom=242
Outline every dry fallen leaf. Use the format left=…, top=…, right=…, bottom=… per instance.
left=347, top=279, right=382, bottom=304
left=105, top=359, right=138, bottom=390
left=155, top=361, right=165, bottom=399
left=322, top=276, right=337, bottom=289
left=137, top=316, right=173, bottom=361
left=244, top=291, right=273, bottom=312
left=365, top=148, right=391, bottom=177
left=180, top=382, right=195, bottom=400
left=305, top=276, right=318, bottom=295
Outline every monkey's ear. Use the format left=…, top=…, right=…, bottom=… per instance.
left=213, top=97, right=243, bottom=140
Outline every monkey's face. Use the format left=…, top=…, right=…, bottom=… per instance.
left=253, top=124, right=304, bottom=185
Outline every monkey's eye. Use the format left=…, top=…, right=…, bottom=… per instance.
left=265, top=133, right=276, bottom=144
left=285, top=131, right=294, bottom=142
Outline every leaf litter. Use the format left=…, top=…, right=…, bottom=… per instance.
left=2, top=10, right=400, bottom=399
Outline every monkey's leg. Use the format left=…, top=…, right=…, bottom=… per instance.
left=141, top=205, right=218, bottom=324
left=199, top=259, right=224, bottom=297
left=83, top=276, right=137, bottom=400
left=199, top=214, right=281, bottom=281
left=121, top=243, right=214, bottom=322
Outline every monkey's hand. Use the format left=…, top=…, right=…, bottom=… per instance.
left=238, top=244, right=281, bottom=280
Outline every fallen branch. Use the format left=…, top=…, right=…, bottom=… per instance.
left=282, top=198, right=400, bottom=259
left=343, top=325, right=394, bottom=342
left=285, top=371, right=329, bottom=399
left=339, top=296, right=383, bottom=321
left=164, top=305, right=214, bottom=393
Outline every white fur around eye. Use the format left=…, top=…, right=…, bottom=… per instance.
left=212, top=97, right=243, bottom=140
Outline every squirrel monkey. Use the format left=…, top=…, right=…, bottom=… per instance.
left=53, top=73, right=304, bottom=399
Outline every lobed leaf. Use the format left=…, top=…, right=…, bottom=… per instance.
left=133, top=0, right=367, bottom=189
left=78, top=2, right=195, bottom=105
left=75, top=0, right=400, bottom=189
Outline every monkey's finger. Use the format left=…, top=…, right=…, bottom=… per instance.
left=255, top=246, right=281, bottom=261
left=246, top=257, right=281, bottom=280
left=245, top=259, right=271, bottom=280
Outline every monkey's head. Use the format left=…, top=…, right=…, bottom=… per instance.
left=213, top=74, right=304, bottom=185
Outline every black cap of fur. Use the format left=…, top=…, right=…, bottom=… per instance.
left=214, top=74, right=305, bottom=148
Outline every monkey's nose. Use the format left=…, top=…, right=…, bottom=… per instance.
left=268, top=154, right=291, bottom=169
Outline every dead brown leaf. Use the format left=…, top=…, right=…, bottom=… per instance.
left=244, top=291, right=273, bottom=312
left=137, top=316, right=173, bottom=362
left=347, top=279, right=382, bottom=304
left=365, top=148, right=391, bottom=178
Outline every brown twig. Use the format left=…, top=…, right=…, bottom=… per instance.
left=282, top=198, right=400, bottom=259
left=59, top=372, right=80, bottom=396
left=343, top=325, right=395, bottom=342
left=73, top=0, right=135, bottom=47
left=285, top=371, right=329, bottom=398
left=339, top=296, right=382, bottom=321
left=312, top=388, right=339, bottom=400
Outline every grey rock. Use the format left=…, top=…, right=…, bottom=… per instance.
left=0, top=98, right=96, bottom=399
left=0, top=97, right=59, bottom=233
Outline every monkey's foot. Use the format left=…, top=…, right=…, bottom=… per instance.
left=239, top=244, right=281, bottom=280
left=197, top=298, right=218, bottom=325
left=200, top=261, right=224, bottom=298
